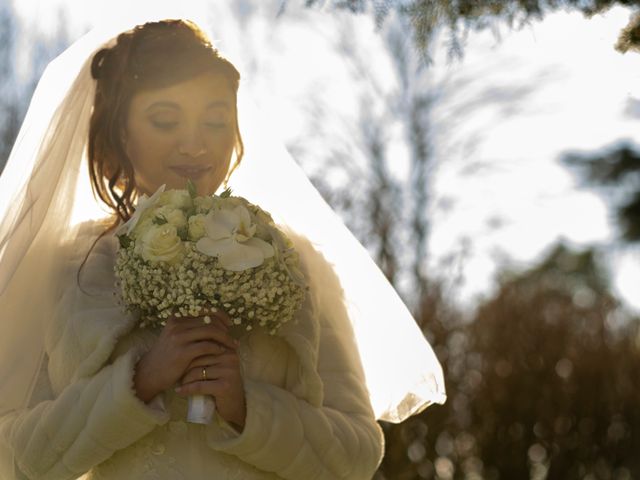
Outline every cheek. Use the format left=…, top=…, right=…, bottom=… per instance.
left=205, top=129, right=235, bottom=151
left=125, top=129, right=175, bottom=173
left=204, top=132, right=236, bottom=162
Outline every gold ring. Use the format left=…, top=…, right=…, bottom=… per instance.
left=202, top=367, right=207, bottom=381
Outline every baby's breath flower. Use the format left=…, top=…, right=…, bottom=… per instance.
left=114, top=191, right=308, bottom=334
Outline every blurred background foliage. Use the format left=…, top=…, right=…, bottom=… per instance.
left=302, top=0, right=640, bottom=58
left=0, top=1, right=68, bottom=170
left=378, top=243, right=640, bottom=479
left=2, top=0, right=640, bottom=479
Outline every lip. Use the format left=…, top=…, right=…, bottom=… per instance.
left=169, top=165, right=212, bottom=180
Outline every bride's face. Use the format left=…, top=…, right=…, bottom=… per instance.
left=123, top=72, right=237, bottom=196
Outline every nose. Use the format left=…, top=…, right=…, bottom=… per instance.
left=178, top=128, right=207, bottom=158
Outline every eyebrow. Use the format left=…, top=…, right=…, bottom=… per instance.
left=145, top=100, right=231, bottom=112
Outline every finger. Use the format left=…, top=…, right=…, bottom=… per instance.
left=187, top=340, right=229, bottom=359
left=164, top=316, right=208, bottom=332
left=213, top=351, right=240, bottom=367
left=186, top=354, right=221, bottom=369
left=195, top=363, right=237, bottom=379
left=174, top=379, right=230, bottom=397
left=183, top=366, right=219, bottom=385
left=182, top=365, right=236, bottom=386
left=200, top=310, right=233, bottom=329
left=212, top=310, right=233, bottom=328
left=186, top=352, right=239, bottom=371
left=180, top=325, right=238, bottom=350
left=201, top=314, right=230, bottom=332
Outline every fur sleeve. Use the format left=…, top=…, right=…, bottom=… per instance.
left=205, top=230, right=385, bottom=479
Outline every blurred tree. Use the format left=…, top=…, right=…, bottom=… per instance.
left=0, top=2, right=20, bottom=170
left=615, top=10, right=640, bottom=53
left=377, top=242, right=640, bottom=479
left=376, top=279, right=467, bottom=479
left=345, top=11, right=440, bottom=291
left=298, top=0, right=640, bottom=59
left=214, top=4, right=640, bottom=479
left=302, top=11, right=452, bottom=308
left=0, top=3, right=69, bottom=173
left=468, top=243, right=640, bottom=478
left=385, top=14, right=434, bottom=302
left=562, top=141, right=640, bottom=243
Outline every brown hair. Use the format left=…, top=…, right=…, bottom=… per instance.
left=79, top=20, right=244, bottom=285
left=89, top=19, right=244, bottom=224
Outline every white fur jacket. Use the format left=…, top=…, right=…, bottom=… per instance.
left=0, top=219, right=384, bottom=479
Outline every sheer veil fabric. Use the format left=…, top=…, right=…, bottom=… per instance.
left=0, top=7, right=445, bottom=478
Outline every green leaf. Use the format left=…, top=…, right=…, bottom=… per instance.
left=153, top=214, right=168, bottom=225
left=117, top=234, right=132, bottom=249
left=220, top=187, right=233, bottom=198
left=186, top=206, right=197, bottom=218
left=177, top=225, right=189, bottom=241
left=187, top=179, right=198, bottom=199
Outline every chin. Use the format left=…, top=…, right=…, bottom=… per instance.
left=191, top=176, right=222, bottom=197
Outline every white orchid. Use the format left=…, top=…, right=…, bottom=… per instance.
left=115, top=184, right=166, bottom=236
left=196, top=204, right=275, bottom=271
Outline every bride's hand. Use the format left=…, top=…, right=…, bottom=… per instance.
left=174, top=314, right=246, bottom=431
left=133, top=311, right=237, bottom=404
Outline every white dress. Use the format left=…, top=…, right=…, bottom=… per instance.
left=1, top=219, right=384, bottom=480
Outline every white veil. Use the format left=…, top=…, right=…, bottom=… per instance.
left=0, top=7, right=445, bottom=477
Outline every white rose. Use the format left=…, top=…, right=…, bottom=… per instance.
left=157, top=189, right=193, bottom=209
left=154, top=205, right=187, bottom=229
left=135, top=224, right=184, bottom=264
left=188, top=214, right=207, bottom=241
left=194, top=195, right=215, bottom=214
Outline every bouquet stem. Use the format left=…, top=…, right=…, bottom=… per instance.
left=186, top=394, right=216, bottom=424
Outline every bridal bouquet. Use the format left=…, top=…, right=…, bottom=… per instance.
left=114, top=181, right=308, bottom=423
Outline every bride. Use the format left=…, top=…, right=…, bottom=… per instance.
left=0, top=14, right=445, bottom=480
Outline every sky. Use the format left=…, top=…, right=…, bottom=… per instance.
left=423, top=7, right=640, bottom=310
left=8, top=0, right=640, bottom=313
